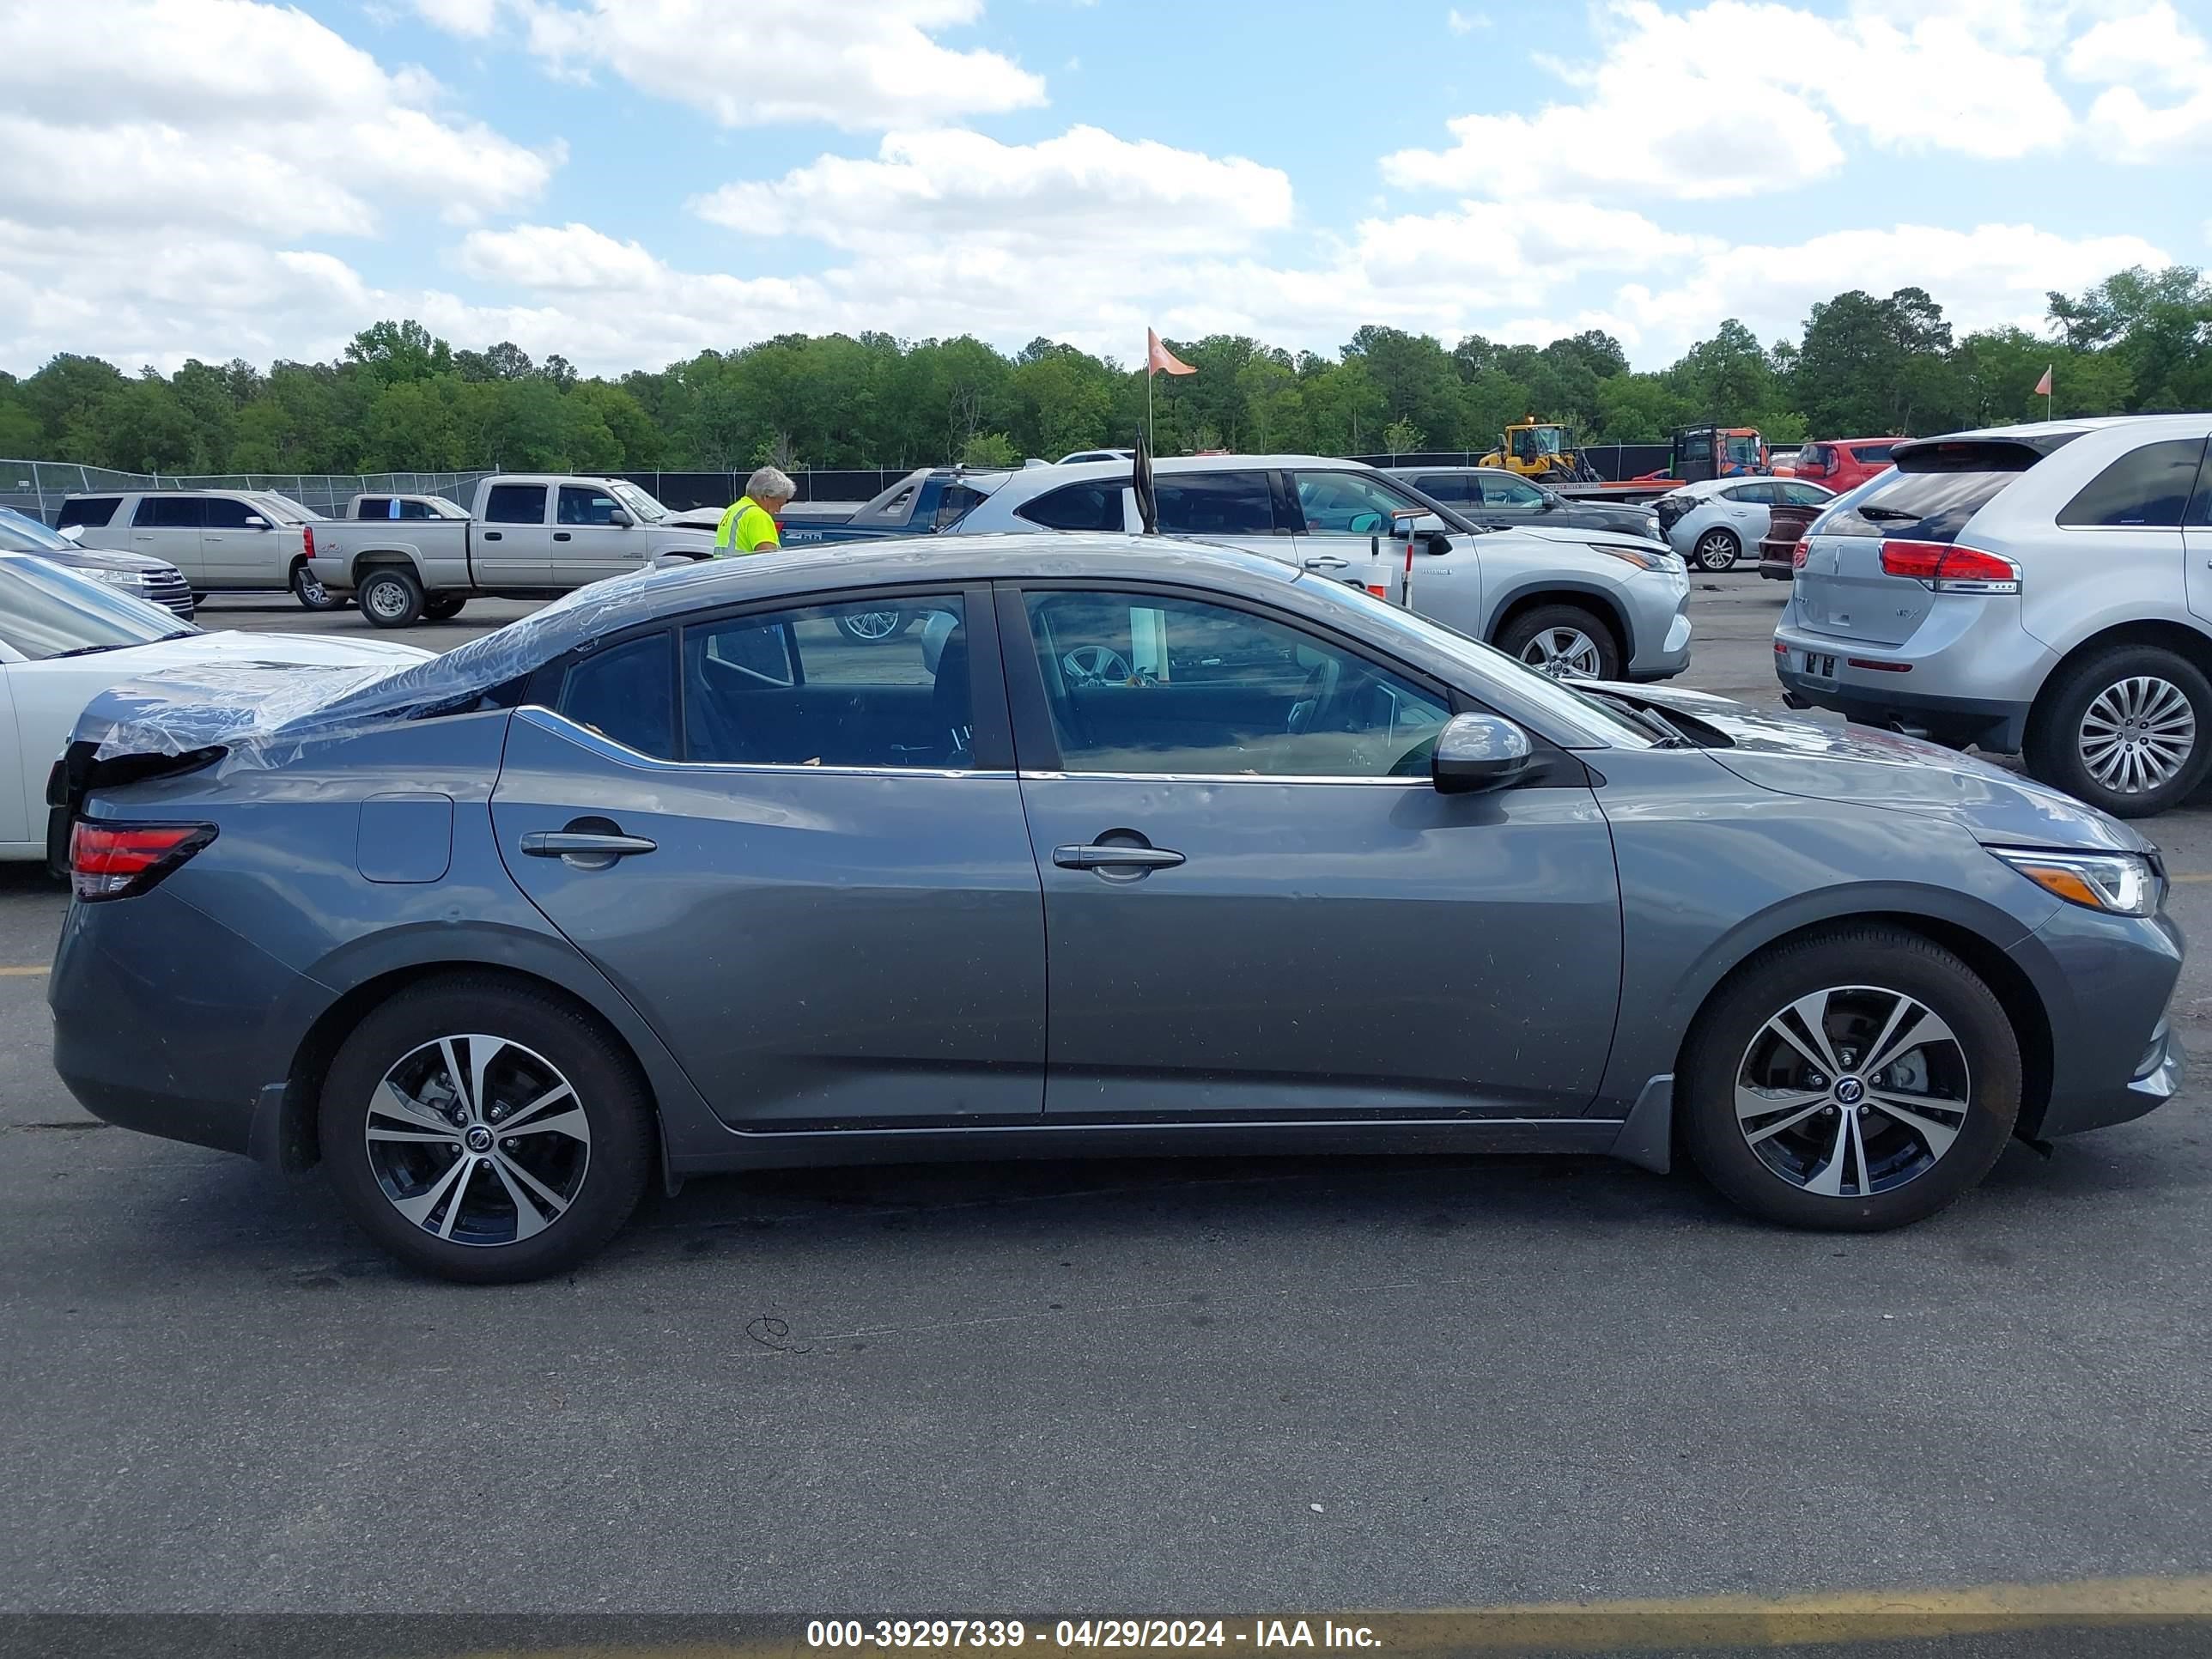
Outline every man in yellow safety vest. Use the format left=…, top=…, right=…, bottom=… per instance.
left=715, top=465, right=796, bottom=555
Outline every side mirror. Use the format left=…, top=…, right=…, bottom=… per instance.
left=58, top=524, right=85, bottom=544
left=1431, top=713, right=1533, bottom=795
left=608, top=508, right=633, bottom=527
left=243, top=514, right=269, bottom=529
left=1424, top=530, right=1454, bottom=556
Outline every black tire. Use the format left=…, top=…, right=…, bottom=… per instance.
left=1680, top=926, right=2021, bottom=1232
left=1495, top=602, right=1622, bottom=680
left=319, top=976, right=655, bottom=1284
left=2025, top=644, right=2212, bottom=818
left=290, top=562, right=345, bottom=611
left=422, top=594, right=467, bottom=622
left=1691, top=526, right=1741, bottom=572
left=357, top=565, right=425, bottom=629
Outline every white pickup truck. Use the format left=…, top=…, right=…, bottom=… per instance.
left=313, top=475, right=719, bottom=627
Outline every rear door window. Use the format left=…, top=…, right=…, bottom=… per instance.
left=2057, top=438, right=2207, bottom=530
left=134, top=496, right=203, bottom=529
left=557, top=631, right=675, bottom=760
left=1410, top=475, right=1477, bottom=504
left=483, top=483, right=549, bottom=525
left=1016, top=480, right=1127, bottom=532
left=1156, top=471, right=1279, bottom=537
left=1856, top=443, right=1896, bottom=465
left=58, top=497, right=120, bottom=529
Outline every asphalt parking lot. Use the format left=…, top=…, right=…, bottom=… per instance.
left=3, top=574, right=2209, bottom=1624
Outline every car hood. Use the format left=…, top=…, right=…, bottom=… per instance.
left=35, top=546, right=175, bottom=575
left=1590, top=681, right=2152, bottom=854
left=1507, top=523, right=1673, bottom=555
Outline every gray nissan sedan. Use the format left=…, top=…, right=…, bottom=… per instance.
left=47, top=536, right=2185, bottom=1282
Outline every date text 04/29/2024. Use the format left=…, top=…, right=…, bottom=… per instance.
left=805, top=1620, right=1382, bottom=1650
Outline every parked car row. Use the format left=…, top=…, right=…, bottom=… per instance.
left=43, top=532, right=2186, bottom=1283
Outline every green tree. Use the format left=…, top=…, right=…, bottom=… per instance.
left=960, top=432, right=1020, bottom=469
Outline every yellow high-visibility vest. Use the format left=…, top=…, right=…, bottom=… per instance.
left=714, top=495, right=781, bottom=555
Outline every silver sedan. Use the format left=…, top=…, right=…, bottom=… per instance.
left=1660, top=477, right=1834, bottom=572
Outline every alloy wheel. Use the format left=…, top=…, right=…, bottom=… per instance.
left=1063, top=644, right=1133, bottom=685
left=839, top=609, right=902, bottom=642
left=1693, top=530, right=1738, bottom=572
left=1519, top=627, right=1603, bottom=679
left=1734, top=985, right=1972, bottom=1198
left=364, top=1035, right=591, bottom=1247
left=2079, top=675, right=2196, bottom=796
left=295, top=570, right=331, bottom=606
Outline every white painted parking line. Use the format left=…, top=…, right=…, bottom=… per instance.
left=0, top=965, right=49, bottom=976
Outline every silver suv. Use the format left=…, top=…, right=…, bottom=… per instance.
left=1776, top=416, right=2212, bottom=816
left=953, top=454, right=1693, bottom=681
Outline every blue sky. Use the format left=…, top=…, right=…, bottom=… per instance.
left=2, top=0, right=2206, bottom=377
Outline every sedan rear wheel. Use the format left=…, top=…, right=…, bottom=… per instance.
left=1680, top=927, right=2019, bottom=1231
left=321, top=978, right=653, bottom=1282
left=291, top=562, right=345, bottom=611
left=1692, top=527, right=1741, bottom=572
left=2027, top=644, right=2212, bottom=817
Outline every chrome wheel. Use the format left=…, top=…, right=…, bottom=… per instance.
left=1735, top=985, right=1971, bottom=1198
left=1520, top=627, right=1603, bottom=679
left=364, top=1036, right=590, bottom=1248
left=1693, top=529, right=1739, bottom=572
left=2079, top=676, right=2196, bottom=796
left=837, top=608, right=903, bottom=642
left=364, top=579, right=413, bottom=623
left=292, top=567, right=338, bottom=610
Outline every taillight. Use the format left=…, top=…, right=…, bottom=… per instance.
left=1878, top=538, right=2020, bottom=593
left=1791, top=539, right=1811, bottom=568
left=70, top=820, right=216, bottom=902
left=302, top=523, right=317, bottom=560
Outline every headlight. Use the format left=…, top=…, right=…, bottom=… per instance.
left=1993, top=848, right=2162, bottom=916
left=87, top=568, right=149, bottom=587
left=1590, top=544, right=1683, bottom=573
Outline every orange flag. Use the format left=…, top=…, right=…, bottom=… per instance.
left=1146, top=328, right=1196, bottom=377
left=2034, top=365, right=2053, bottom=398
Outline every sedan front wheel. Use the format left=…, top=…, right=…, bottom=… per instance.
left=1680, top=926, right=2020, bottom=1231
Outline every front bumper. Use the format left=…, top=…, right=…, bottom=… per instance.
left=1623, top=573, right=1693, bottom=681
left=2013, top=903, right=2188, bottom=1139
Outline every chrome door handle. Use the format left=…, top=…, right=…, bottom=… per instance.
left=1054, top=843, right=1185, bottom=871
left=1303, top=555, right=1350, bottom=570
left=520, top=830, right=658, bottom=859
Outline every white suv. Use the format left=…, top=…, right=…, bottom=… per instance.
left=1777, top=415, right=2212, bottom=817
left=57, top=489, right=334, bottom=610
left=953, top=454, right=1694, bottom=681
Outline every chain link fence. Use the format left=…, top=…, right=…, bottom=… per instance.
left=1, top=462, right=916, bottom=524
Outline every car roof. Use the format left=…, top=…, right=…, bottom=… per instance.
left=1917, top=415, right=2212, bottom=444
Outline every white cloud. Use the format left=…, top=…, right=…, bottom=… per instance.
left=1446, top=8, right=1488, bottom=32
left=1386, top=0, right=2074, bottom=201
left=500, top=0, right=1048, bottom=131
left=2069, top=0, right=2212, bottom=156
left=413, top=0, right=497, bottom=34
left=694, top=126, right=1293, bottom=252
left=458, top=222, right=666, bottom=290
left=0, top=0, right=557, bottom=236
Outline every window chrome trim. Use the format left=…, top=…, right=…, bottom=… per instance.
left=518, top=705, right=1012, bottom=781
left=1018, top=769, right=1430, bottom=787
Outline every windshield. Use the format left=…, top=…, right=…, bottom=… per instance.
left=1726, top=435, right=1763, bottom=465
left=0, top=554, right=197, bottom=659
left=0, top=506, right=75, bottom=553
left=1319, top=580, right=1656, bottom=748
left=607, top=481, right=667, bottom=523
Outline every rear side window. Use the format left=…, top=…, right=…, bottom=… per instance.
left=484, top=483, right=548, bottom=525
left=1156, top=471, right=1277, bottom=537
left=1856, top=443, right=1895, bottom=465
left=202, top=497, right=258, bottom=529
left=933, top=483, right=988, bottom=531
left=557, top=632, right=675, bottom=759
left=1411, top=475, right=1477, bottom=504
left=2057, top=438, right=2207, bottom=530
left=134, top=496, right=203, bottom=529
left=1017, top=480, right=1127, bottom=532
left=1828, top=446, right=2043, bottom=543
left=58, top=496, right=120, bottom=529
left=356, top=496, right=393, bottom=519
